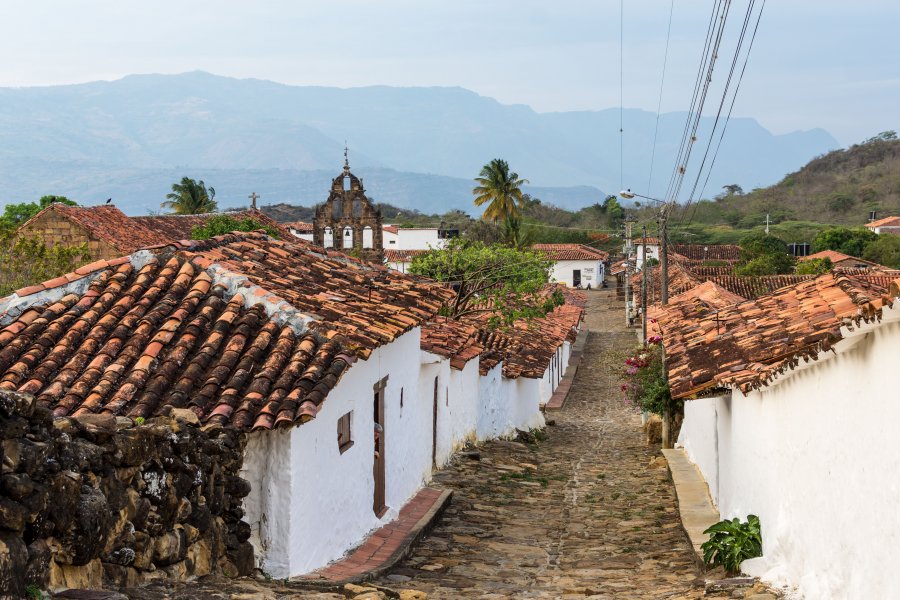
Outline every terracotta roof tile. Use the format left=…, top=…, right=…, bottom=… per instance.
left=655, top=273, right=899, bottom=399
left=532, top=244, right=609, bottom=261
left=0, top=231, right=455, bottom=432
left=865, top=216, right=900, bottom=228
left=23, top=204, right=163, bottom=254
left=135, top=209, right=292, bottom=241
left=671, top=244, right=742, bottom=262
left=384, top=249, right=429, bottom=263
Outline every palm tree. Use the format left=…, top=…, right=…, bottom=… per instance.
left=162, top=177, right=218, bottom=214
left=473, top=159, right=528, bottom=223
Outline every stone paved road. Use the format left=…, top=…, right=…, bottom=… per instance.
left=125, top=287, right=724, bottom=600
left=371, top=288, right=705, bottom=599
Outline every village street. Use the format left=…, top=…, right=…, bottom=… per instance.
left=125, top=287, right=714, bottom=600
left=368, top=287, right=704, bottom=599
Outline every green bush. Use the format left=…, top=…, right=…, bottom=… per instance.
left=0, top=235, right=92, bottom=297
left=190, top=215, right=280, bottom=240
left=701, top=515, right=763, bottom=575
left=795, top=257, right=833, bottom=275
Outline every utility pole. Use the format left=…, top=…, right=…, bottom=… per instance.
left=641, top=225, right=648, bottom=345
left=624, top=215, right=637, bottom=326
left=765, top=213, right=770, bottom=235
left=659, top=202, right=672, bottom=306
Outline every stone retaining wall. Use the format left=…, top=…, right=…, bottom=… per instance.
left=0, top=390, right=253, bottom=597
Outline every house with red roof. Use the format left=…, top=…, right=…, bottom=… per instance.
left=653, top=273, right=900, bottom=598
left=865, top=215, right=900, bottom=235
left=0, top=230, right=584, bottom=586
left=532, top=243, right=609, bottom=288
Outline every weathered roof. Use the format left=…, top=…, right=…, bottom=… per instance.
left=647, top=281, right=744, bottom=338
left=865, top=216, right=900, bottom=229
left=672, top=244, right=742, bottom=262
left=631, top=263, right=701, bottom=309
left=384, top=249, right=429, bottom=263
left=656, top=273, right=899, bottom=399
left=696, top=274, right=815, bottom=300
left=383, top=225, right=400, bottom=235
left=532, top=244, right=609, bottom=261
left=419, top=319, right=484, bottom=370
left=135, top=209, right=290, bottom=241
left=285, top=221, right=314, bottom=233
left=22, top=204, right=162, bottom=254
left=469, top=286, right=586, bottom=378
left=0, top=232, right=454, bottom=432
left=799, top=249, right=880, bottom=267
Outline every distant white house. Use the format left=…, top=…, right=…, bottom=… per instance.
left=286, top=221, right=314, bottom=242
left=624, top=237, right=660, bottom=271
left=865, top=215, right=900, bottom=235
left=385, top=249, right=428, bottom=274
left=532, top=244, right=609, bottom=288
left=382, top=225, right=459, bottom=250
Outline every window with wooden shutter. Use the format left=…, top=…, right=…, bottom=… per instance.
left=337, top=411, right=353, bottom=453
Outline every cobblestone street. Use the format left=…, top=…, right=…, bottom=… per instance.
left=124, top=287, right=719, bottom=600
left=371, top=288, right=704, bottom=599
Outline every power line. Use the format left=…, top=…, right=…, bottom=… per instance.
left=619, top=0, right=625, bottom=192
left=685, top=0, right=767, bottom=226
left=647, top=0, right=675, bottom=196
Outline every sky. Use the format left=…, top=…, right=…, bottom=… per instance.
left=0, top=0, right=896, bottom=146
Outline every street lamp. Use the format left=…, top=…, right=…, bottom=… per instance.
left=619, top=189, right=673, bottom=306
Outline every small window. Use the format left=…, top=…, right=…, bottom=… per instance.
left=337, top=411, right=353, bottom=453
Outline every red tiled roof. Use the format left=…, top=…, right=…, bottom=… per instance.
left=657, top=273, right=899, bottom=399
left=383, top=225, right=400, bottom=234
left=697, top=274, right=815, bottom=299
left=420, top=319, right=484, bottom=370
left=865, top=216, right=900, bottom=229
left=23, top=204, right=163, bottom=254
left=631, top=263, right=701, bottom=309
left=672, top=244, right=742, bottom=262
left=532, top=244, right=609, bottom=261
left=0, top=232, right=455, bottom=432
left=467, top=286, right=586, bottom=378
left=135, top=209, right=291, bottom=241
left=647, top=281, right=744, bottom=338
left=384, top=249, right=429, bottom=263
left=183, top=233, right=455, bottom=359
left=285, top=221, right=314, bottom=233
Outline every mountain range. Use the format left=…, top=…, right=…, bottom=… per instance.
left=0, top=71, right=839, bottom=215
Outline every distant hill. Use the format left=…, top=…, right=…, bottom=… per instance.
left=0, top=71, right=839, bottom=214
left=686, top=137, right=900, bottom=229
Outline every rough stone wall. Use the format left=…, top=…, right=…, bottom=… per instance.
left=312, top=168, right=384, bottom=262
left=0, top=391, right=253, bottom=597
left=16, top=212, right=118, bottom=261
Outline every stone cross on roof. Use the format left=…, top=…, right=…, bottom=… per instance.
left=249, top=192, right=259, bottom=210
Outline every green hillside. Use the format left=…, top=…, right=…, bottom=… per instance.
left=666, top=133, right=899, bottom=244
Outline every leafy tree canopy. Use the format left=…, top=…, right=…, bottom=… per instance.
left=472, top=159, right=528, bottom=223
left=163, top=177, right=218, bottom=215
left=795, top=257, right=833, bottom=275
left=734, top=232, right=794, bottom=275
left=0, top=235, right=91, bottom=296
left=190, top=215, right=279, bottom=240
left=812, top=226, right=878, bottom=257
left=0, top=195, right=76, bottom=231
left=862, top=234, right=900, bottom=269
left=409, top=239, right=557, bottom=328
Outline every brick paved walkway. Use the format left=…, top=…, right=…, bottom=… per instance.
left=372, top=287, right=706, bottom=599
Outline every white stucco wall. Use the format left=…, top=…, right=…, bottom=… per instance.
left=386, top=260, right=410, bottom=274
left=550, top=259, right=603, bottom=288
left=677, top=309, right=900, bottom=599
left=243, top=328, right=435, bottom=577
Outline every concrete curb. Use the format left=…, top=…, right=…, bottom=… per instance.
left=661, top=448, right=720, bottom=570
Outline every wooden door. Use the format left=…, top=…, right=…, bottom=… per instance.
left=432, top=375, right=439, bottom=468
left=373, top=386, right=386, bottom=517
left=572, top=269, right=582, bottom=287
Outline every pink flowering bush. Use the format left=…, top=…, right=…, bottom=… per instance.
left=619, top=336, right=672, bottom=415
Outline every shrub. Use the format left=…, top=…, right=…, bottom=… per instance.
left=701, top=515, right=763, bottom=575
left=0, top=235, right=92, bottom=297
left=619, top=339, right=675, bottom=416
left=190, top=215, right=280, bottom=240
left=795, top=257, right=833, bottom=275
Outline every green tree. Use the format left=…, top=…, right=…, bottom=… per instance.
left=190, top=215, right=280, bottom=240
left=409, top=239, right=557, bottom=328
left=0, top=235, right=91, bottom=296
left=0, top=195, right=77, bottom=231
left=796, top=257, right=833, bottom=275
left=163, top=177, right=218, bottom=214
left=862, top=235, right=900, bottom=269
left=812, top=227, right=878, bottom=257
left=734, top=232, right=794, bottom=275
left=472, top=159, right=528, bottom=223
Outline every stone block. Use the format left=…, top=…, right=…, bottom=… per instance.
left=48, top=557, right=103, bottom=592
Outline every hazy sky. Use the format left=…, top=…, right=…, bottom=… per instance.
left=0, top=0, right=896, bottom=145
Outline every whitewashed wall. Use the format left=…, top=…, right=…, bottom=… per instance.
left=386, top=260, right=410, bottom=274
left=635, top=244, right=660, bottom=270
left=243, top=328, right=433, bottom=577
left=446, top=359, right=480, bottom=460
left=549, top=259, right=603, bottom=288
left=677, top=307, right=900, bottom=599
